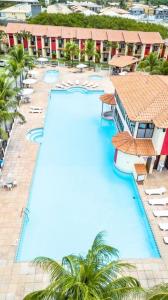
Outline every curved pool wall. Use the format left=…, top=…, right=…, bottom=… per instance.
left=16, top=88, right=160, bottom=261
left=27, top=128, right=44, bottom=144
left=44, top=70, right=59, bottom=83
left=89, top=74, right=103, bottom=81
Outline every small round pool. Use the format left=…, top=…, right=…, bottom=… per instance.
left=26, top=128, right=44, bottom=144
left=44, top=70, right=59, bottom=83
left=89, top=74, right=103, bottom=81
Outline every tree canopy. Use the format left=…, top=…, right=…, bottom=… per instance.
left=29, top=13, right=168, bottom=39
left=23, top=231, right=143, bottom=300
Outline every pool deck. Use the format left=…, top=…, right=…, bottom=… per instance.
left=0, top=66, right=168, bottom=299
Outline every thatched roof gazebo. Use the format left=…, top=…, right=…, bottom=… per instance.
left=109, top=55, right=139, bottom=74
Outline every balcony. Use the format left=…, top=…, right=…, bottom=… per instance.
left=118, top=48, right=125, bottom=55
left=134, top=49, right=142, bottom=56
left=44, top=43, right=50, bottom=48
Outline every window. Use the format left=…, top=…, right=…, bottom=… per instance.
left=153, top=45, right=159, bottom=51
left=114, top=108, right=124, bottom=132
left=103, top=53, right=108, bottom=62
left=46, top=48, right=50, bottom=56
left=103, top=41, right=108, bottom=51
left=137, top=123, right=154, bottom=138
left=125, top=115, right=135, bottom=135
left=17, top=37, right=22, bottom=44
left=115, top=94, right=126, bottom=119
left=31, top=36, right=35, bottom=46
left=58, top=39, right=64, bottom=48
left=120, top=43, right=125, bottom=49
left=44, top=37, right=49, bottom=47
left=33, top=48, right=36, bottom=55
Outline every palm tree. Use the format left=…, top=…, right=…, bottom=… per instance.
left=147, top=283, right=168, bottom=299
left=0, top=109, right=25, bottom=140
left=8, top=45, right=34, bottom=86
left=151, top=59, right=168, bottom=75
left=0, top=74, right=16, bottom=101
left=23, top=232, right=142, bottom=300
left=0, top=30, right=7, bottom=53
left=85, top=39, right=95, bottom=67
left=85, top=39, right=100, bottom=67
left=65, top=41, right=79, bottom=66
left=138, top=53, right=160, bottom=73
left=6, top=60, right=21, bottom=88
left=0, top=75, right=25, bottom=140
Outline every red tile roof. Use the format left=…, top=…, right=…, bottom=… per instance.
left=6, top=23, right=164, bottom=44
left=109, top=55, right=139, bottom=68
left=122, top=31, right=141, bottom=44
left=76, top=28, right=92, bottom=39
left=112, top=131, right=156, bottom=156
left=111, top=74, right=168, bottom=128
left=138, top=31, right=163, bottom=44
left=106, top=30, right=124, bottom=42
left=91, top=29, right=107, bottom=41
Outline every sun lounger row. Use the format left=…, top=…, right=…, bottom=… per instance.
left=29, top=107, right=43, bottom=113
left=145, top=187, right=166, bottom=195
left=55, top=80, right=98, bottom=89
left=145, top=186, right=168, bottom=245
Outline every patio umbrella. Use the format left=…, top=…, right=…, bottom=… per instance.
left=28, top=69, right=38, bottom=77
left=20, top=88, right=34, bottom=96
left=23, top=78, right=37, bottom=85
left=76, top=64, right=87, bottom=72
left=37, top=57, right=48, bottom=63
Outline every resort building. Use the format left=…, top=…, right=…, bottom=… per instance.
left=0, top=3, right=42, bottom=22
left=6, top=23, right=163, bottom=62
left=155, top=5, right=168, bottom=20
left=111, top=74, right=168, bottom=176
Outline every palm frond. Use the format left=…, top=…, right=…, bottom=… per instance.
left=34, top=257, right=67, bottom=282
left=146, top=283, right=168, bottom=300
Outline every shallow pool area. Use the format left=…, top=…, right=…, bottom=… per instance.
left=89, top=74, right=103, bottom=81
left=26, top=128, right=44, bottom=144
left=17, top=88, right=159, bottom=261
left=44, top=70, right=59, bottom=83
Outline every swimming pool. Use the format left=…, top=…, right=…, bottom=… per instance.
left=89, top=74, right=103, bottom=81
left=44, top=70, right=59, bottom=83
left=17, top=88, right=159, bottom=261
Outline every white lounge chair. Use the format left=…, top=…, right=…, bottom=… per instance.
left=145, top=187, right=166, bottom=195
left=159, top=223, right=168, bottom=230
left=153, top=210, right=168, bottom=217
left=85, top=82, right=93, bottom=87
left=67, top=80, right=74, bottom=86
left=61, top=82, right=70, bottom=87
left=55, top=84, right=64, bottom=88
left=91, top=84, right=98, bottom=88
left=75, top=80, right=80, bottom=85
left=81, top=81, right=89, bottom=86
left=148, top=198, right=168, bottom=205
left=163, top=237, right=168, bottom=244
left=29, top=107, right=43, bottom=113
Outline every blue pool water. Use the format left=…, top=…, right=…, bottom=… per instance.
left=89, top=75, right=103, bottom=81
left=44, top=70, right=59, bottom=83
left=27, top=128, right=44, bottom=144
left=17, top=88, right=159, bottom=261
